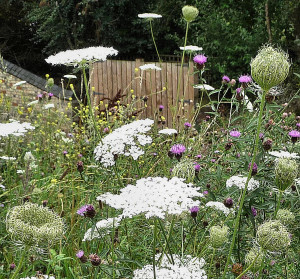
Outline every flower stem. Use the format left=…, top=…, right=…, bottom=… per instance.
left=208, top=248, right=216, bottom=278
left=153, top=218, right=157, bottom=279
left=221, top=90, right=267, bottom=278
left=10, top=246, right=28, bottom=279
left=274, top=190, right=283, bottom=218
left=149, top=20, right=162, bottom=64
left=235, top=252, right=260, bottom=279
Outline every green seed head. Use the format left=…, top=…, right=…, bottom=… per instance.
left=257, top=220, right=291, bottom=252
left=182, top=6, right=199, bottom=23
left=245, top=247, right=264, bottom=273
left=275, top=158, right=298, bottom=191
left=250, top=45, right=290, bottom=91
left=6, top=203, right=64, bottom=247
left=171, top=159, right=195, bottom=182
left=209, top=225, right=229, bottom=248
left=47, top=78, right=54, bottom=87
left=276, top=209, right=295, bottom=226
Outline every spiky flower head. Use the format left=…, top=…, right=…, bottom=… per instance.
left=6, top=203, right=64, bottom=247
left=257, top=220, right=291, bottom=252
left=250, top=45, right=290, bottom=91
left=276, top=209, right=295, bottom=226
left=245, top=247, right=264, bottom=273
left=182, top=6, right=199, bottom=22
left=209, top=225, right=229, bottom=248
left=275, top=158, right=298, bottom=191
left=171, top=159, right=195, bottom=182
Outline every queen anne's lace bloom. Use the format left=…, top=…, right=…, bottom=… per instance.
left=158, top=128, right=178, bottom=135
left=94, top=119, right=153, bottom=167
left=43, top=104, right=55, bottom=109
left=0, top=156, right=16, bottom=160
left=139, top=64, right=162, bottom=71
left=97, top=177, right=202, bottom=219
left=180, top=45, right=203, bottom=51
left=133, top=254, right=207, bottom=279
left=269, top=150, right=299, bottom=159
left=0, top=120, right=35, bottom=137
left=226, top=175, right=259, bottom=191
left=45, top=46, right=118, bottom=67
left=138, top=13, right=162, bottom=19
left=194, top=84, right=215, bottom=91
left=205, top=201, right=231, bottom=216
left=83, top=215, right=122, bottom=241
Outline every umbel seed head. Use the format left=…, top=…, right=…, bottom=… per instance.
left=276, top=209, right=295, bottom=226
left=182, top=6, right=199, bottom=23
left=275, top=158, right=298, bottom=191
left=171, top=159, right=195, bottom=182
left=250, top=45, right=290, bottom=91
left=209, top=225, right=229, bottom=248
left=257, top=220, right=291, bottom=252
left=6, top=202, right=64, bottom=247
left=245, top=247, right=264, bottom=273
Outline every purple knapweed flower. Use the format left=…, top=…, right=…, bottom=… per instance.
left=159, top=105, right=164, bottom=111
left=222, top=75, right=230, bottom=83
left=288, top=130, right=300, bottom=143
left=230, top=130, right=241, bottom=138
left=211, top=159, right=216, bottom=163
left=251, top=207, right=257, bottom=217
left=193, top=54, right=207, bottom=65
left=249, top=162, right=258, bottom=176
left=103, top=127, right=109, bottom=133
left=63, top=150, right=68, bottom=155
left=239, top=75, right=252, bottom=84
left=77, top=204, right=96, bottom=218
left=296, top=123, right=300, bottom=130
left=190, top=206, right=199, bottom=218
left=169, top=144, right=186, bottom=160
left=203, top=190, right=209, bottom=195
left=184, top=122, right=192, bottom=128
left=194, top=164, right=201, bottom=172
left=223, top=198, right=234, bottom=208
left=196, top=154, right=202, bottom=159
left=259, top=133, right=264, bottom=140
left=76, top=250, right=84, bottom=258
left=236, top=153, right=241, bottom=158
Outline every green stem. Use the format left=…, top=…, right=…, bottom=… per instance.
left=10, top=247, right=28, bottom=279
left=149, top=20, right=161, bottom=64
left=208, top=248, right=216, bottom=279
left=221, top=90, right=267, bottom=278
left=257, top=253, right=266, bottom=279
left=153, top=218, right=157, bottom=279
left=158, top=218, right=174, bottom=264
left=236, top=253, right=260, bottom=279
left=274, top=191, right=283, bottom=218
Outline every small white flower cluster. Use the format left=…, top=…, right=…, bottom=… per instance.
left=133, top=254, right=207, bottom=279
left=0, top=156, right=16, bottom=160
left=20, top=276, right=55, bottom=279
left=205, top=201, right=231, bottom=216
left=94, top=119, right=154, bottom=167
left=158, top=128, right=178, bottom=135
left=180, top=45, right=203, bottom=51
left=97, top=177, right=202, bottom=219
left=139, top=64, right=162, bottom=71
left=0, top=184, right=5, bottom=190
left=27, top=100, right=39, bottom=106
left=45, top=46, right=118, bottom=67
left=138, top=13, right=162, bottom=19
left=226, top=175, right=259, bottom=191
left=269, top=150, right=299, bottom=159
left=43, top=104, right=55, bottom=110
left=13, top=81, right=26, bottom=87
left=194, top=84, right=215, bottom=91
left=83, top=215, right=122, bottom=241
left=0, top=120, right=35, bottom=137
left=24, top=151, right=38, bottom=169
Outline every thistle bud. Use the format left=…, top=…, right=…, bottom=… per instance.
left=209, top=225, right=229, bottom=248
left=77, top=161, right=84, bottom=173
left=262, top=139, right=272, bottom=151
left=276, top=209, right=295, bottom=226
left=275, top=158, right=298, bottom=191
left=89, top=254, right=101, bottom=266
left=182, top=5, right=199, bottom=22
left=257, top=220, right=291, bottom=252
left=250, top=46, right=290, bottom=91
left=245, top=247, right=264, bottom=273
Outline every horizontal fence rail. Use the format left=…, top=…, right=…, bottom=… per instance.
left=91, top=59, right=198, bottom=127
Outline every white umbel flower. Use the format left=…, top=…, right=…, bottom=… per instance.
left=43, top=104, right=55, bottom=109
left=133, top=254, right=207, bottom=279
left=138, top=13, right=162, bottom=19
left=269, top=150, right=299, bottom=159
left=83, top=215, right=122, bottom=241
left=226, top=175, right=259, bottom=191
left=0, top=120, right=35, bottom=137
left=27, top=100, right=39, bottom=106
left=97, top=177, right=202, bottom=219
left=180, top=45, right=203, bottom=52
left=158, top=128, right=178, bottom=135
left=45, top=46, right=118, bottom=67
left=139, top=64, right=162, bottom=71
left=205, top=201, right=231, bottom=216
left=94, top=119, right=153, bottom=167
left=0, top=156, right=16, bottom=160
left=194, top=84, right=215, bottom=91
left=63, top=74, right=77, bottom=79
left=13, top=81, right=26, bottom=87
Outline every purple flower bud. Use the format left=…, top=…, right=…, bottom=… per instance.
left=223, top=198, right=234, bottom=208
left=184, top=122, right=192, bottom=128
left=251, top=207, right=257, bottom=217
left=10, top=263, right=16, bottom=270
left=89, top=254, right=101, bottom=266
left=249, top=162, right=258, bottom=176
left=203, top=190, right=209, bottom=195
left=159, top=105, right=164, bottom=111
left=230, top=130, right=241, bottom=138
left=190, top=206, right=199, bottom=218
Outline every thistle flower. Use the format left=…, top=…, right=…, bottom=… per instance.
left=229, top=130, right=241, bottom=138
left=6, top=203, right=64, bottom=246
left=276, top=209, right=295, bottom=226
left=89, top=254, right=101, bottom=266
left=76, top=250, right=88, bottom=263
left=184, top=122, right=191, bottom=128
left=190, top=206, right=199, bottom=218
left=222, top=75, right=230, bottom=83
left=263, top=139, right=272, bottom=151
left=245, top=247, right=264, bottom=273
left=169, top=144, right=186, bottom=160
left=248, top=162, right=258, bottom=176
left=159, top=105, right=164, bottom=111
left=77, top=204, right=96, bottom=218
left=223, top=198, right=234, bottom=208
left=288, top=130, right=300, bottom=143
left=239, top=75, right=252, bottom=88
left=250, top=45, right=290, bottom=91
left=257, top=220, right=291, bottom=252
left=209, top=225, right=229, bottom=248
left=275, top=158, right=298, bottom=191
left=171, top=159, right=195, bottom=182
left=182, top=5, right=199, bottom=22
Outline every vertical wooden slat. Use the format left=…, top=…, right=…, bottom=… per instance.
left=155, top=62, right=162, bottom=119
left=106, top=60, right=112, bottom=101
left=151, top=69, right=156, bottom=119
left=135, top=59, right=143, bottom=117
left=166, top=62, right=173, bottom=127
left=91, top=63, right=97, bottom=107
left=111, top=60, right=117, bottom=99
left=126, top=61, right=132, bottom=104
left=145, top=70, right=151, bottom=119
left=121, top=61, right=127, bottom=103
left=161, top=63, right=168, bottom=125
left=117, top=59, right=122, bottom=95
left=172, top=63, right=178, bottom=127
left=102, top=61, right=108, bottom=108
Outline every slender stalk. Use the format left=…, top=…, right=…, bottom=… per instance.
left=235, top=253, right=260, bottom=279
left=257, top=253, right=265, bottom=279
left=10, top=247, right=28, bottom=279
left=152, top=218, right=157, bottom=279
left=208, top=248, right=216, bottom=278
left=149, top=20, right=161, bottom=64
left=274, top=190, right=283, bottom=218
left=222, top=90, right=267, bottom=278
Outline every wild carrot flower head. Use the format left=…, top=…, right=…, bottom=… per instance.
left=182, top=5, right=199, bottom=22
left=210, top=225, right=229, bottom=248
left=171, top=159, right=195, bottom=182
left=275, top=158, right=298, bottom=191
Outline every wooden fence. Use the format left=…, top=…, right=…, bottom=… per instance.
left=90, top=59, right=198, bottom=127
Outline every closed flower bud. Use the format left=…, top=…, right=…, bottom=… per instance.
left=276, top=209, right=295, bottom=226
left=257, top=220, right=291, bottom=252
left=262, top=139, right=272, bottom=151
left=89, top=254, right=101, bottom=266
left=77, top=161, right=84, bottom=173
left=250, top=46, right=290, bottom=91
left=209, top=225, right=229, bottom=248
left=182, top=5, right=199, bottom=22
left=47, top=78, right=54, bottom=88
left=223, top=198, right=234, bottom=208
left=9, top=263, right=16, bottom=270
left=245, top=247, right=264, bottom=273
left=275, top=158, right=298, bottom=191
